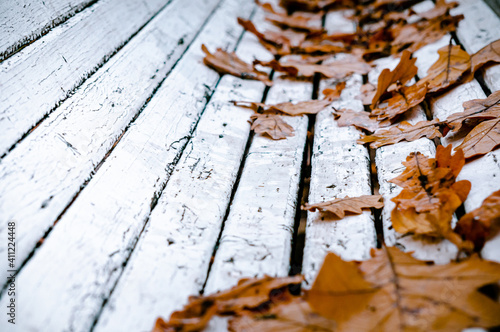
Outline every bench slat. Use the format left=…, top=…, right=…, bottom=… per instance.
left=0, top=0, right=169, bottom=156
left=0, top=0, right=94, bottom=60
left=0, top=0, right=221, bottom=288
left=0, top=1, right=255, bottom=331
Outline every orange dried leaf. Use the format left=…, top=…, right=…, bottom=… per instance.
left=445, top=90, right=500, bottom=133
left=371, top=50, right=417, bottom=107
left=250, top=113, right=295, bottom=140
left=333, top=108, right=384, bottom=133
left=371, top=82, right=428, bottom=120
left=419, top=44, right=471, bottom=93
left=234, top=99, right=332, bottom=116
left=455, top=189, right=500, bottom=252
left=418, top=0, right=458, bottom=20
left=266, top=12, right=324, bottom=33
left=307, top=247, right=500, bottom=332
left=302, top=195, right=384, bottom=219
left=322, top=81, right=346, bottom=101
left=471, top=39, right=500, bottom=73
left=201, top=44, right=272, bottom=86
left=455, top=118, right=500, bottom=158
left=358, top=119, right=442, bottom=148
left=359, top=82, right=377, bottom=105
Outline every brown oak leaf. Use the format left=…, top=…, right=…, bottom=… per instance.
left=357, top=119, right=442, bottom=148
left=454, top=189, right=500, bottom=252
left=418, top=0, right=458, bottom=20
left=371, top=82, right=428, bottom=120
left=266, top=12, right=324, bottom=33
left=322, top=81, right=346, bottom=101
left=455, top=118, right=500, bottom=158
left=445, top=90, right=500, bottom=133
left=307, top=247, right=500, bottom=332
left=359, top=82, right=377, bottom=105
left=418, top=44, right=471, bottom=93
left=201, top=44, right=272, bottom=86
left=302, top=195, right=384, bottom=219
left=333, top=109, right=385, bottom=133
left=234, top=99, right=332, bottom=116
left=389, top=145, right=471, bottom=249
left=250, top=113, right=295, bottom=140
left=371, top=50, right=417, bottom=107
left=471, top=39, right=500, bottom=73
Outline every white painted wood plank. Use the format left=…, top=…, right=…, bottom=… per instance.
left=453, top=0, right=500, bottom=92
left=0, top=0, right=169, bottom=156
left=0, top=1, right=256, bottom=331
left=0, top=0, right=93, bottom=60
left=301, top=11, right=376, bottom=285
left=0, top=0, right=221, bottom=287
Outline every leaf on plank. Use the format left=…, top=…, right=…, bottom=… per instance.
left=279, top=0, right=339, bottom=12
left=418, top=0, right=458, bottom=20
left=389, top=145, right=472, bottom=249
left=455, top=118, right=500, bottom=159
left=418, top=44, right=471, bottom=93
left=333, top=109, right=386, bottom=133
left=358, top=119, right=442, bottom=148
left=298, top=39, right=349, bottom=54
left=201, top=45, right=272, bottom=86
left=308, top=247, right=500, bottom=332
left=152, top=275, right=304, bottom=332
left=322, top=81, right=346, bottom=101
left=250, top=113, right=295, bottom=140
left=266, top=11, right=324, bottom=33
left=445, top=90, right=500, bottom=133
left=471, top=39, right=500, bottom=73
left=371, top=50, right=417, bottom=107
left=302, top=195, right=384, bottom=219
left=254, top=57, right=371, bottom=79
left=358, top=82, right=377, bottom=105
left=234, top=99, right=332, bottom=116
left=371, top=82, right=428, bottom=120
left=454, top=189, right=500, bottom=252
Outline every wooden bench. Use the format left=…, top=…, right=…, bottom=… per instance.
left=0, top=0, right=499, bottom=331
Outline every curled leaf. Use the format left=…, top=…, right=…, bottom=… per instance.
left=333, top=109, right=385, bottom=133
left=202, top=44, right=272, bottom=85
left=302, top=195, right=384, bottom=219
left=455, top=118, right=500, bottom=159
left=371, top=82, right=428, bottom=120
left=471, top=39, right=500, bottom=74
left=250, top=113, right=295, bottom=140
left=234, top=99, right=332, bottom=116
left=322, top=81, right=346, bottom=101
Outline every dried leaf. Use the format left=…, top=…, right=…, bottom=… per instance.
left=255, top=58, right=371, bottom=79
left=359, top=82, right=377, bottom=105
left=371, top=50, right=417, bottom=107
left=234, top=99, right=332, bottom=116
left=266, top=12, right=324, bottom=33
left=153, top=275, right=304, bottom=332
left=308, top=247, right=500, bottom=331
left=455, top=189, right=500, bottom=252
left=471, top=39, right=500, bottom=73
left=455, top=118, right=500, bottom=158
left=322, top=81, right=346, bottom=101
left=333, top=108, right=384, bottom=133
left=250, top=113, right=295, bottom=140
left=358, top=119, right=442, bottom=148
left=297, top=39, right=349, bottom=54
left=302, top=195, right=384, bottom=219
left=389, top=146, right=471, bottom=248
left=445, top=90, right=500, bottom=133
left=418, top=44, right=471, bottom=93
left=279, top=0, right=340, bottom=13
left=201, top=44, right=272, bottom=86
left=418, top=0, right=458, bottom=20
left=371, top=82, right=428, bottom=120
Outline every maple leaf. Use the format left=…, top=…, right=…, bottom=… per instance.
left=418, top=44, right=471, bottom=93
left=371, top=50, right=417, bottom=107
left=301, top=195, right=384, bottom=219
left=307, top=247, right=500, bottom=332
left=333, top=109, right=385, bottom=133
left=445, top=90, right=500, bottom=133
left=357, top=119, right=442, bottom=148
left=250, top=113, right=295, bottom=140
left=201, top=45, right=272, bottom=86
left=455, top=118, right=500, bottom=159
left=234, top=99, right=332, bottom=116
left=152, top=275, right=303, bottom=332
left=454, top=189, right=500, bottom=252
left=371, top=82, right=428, bottom=120
left=254, top=58, right=371, bottom=79
left=389, top=146, right=472, bottom=249
left=471, top=39, right=500, bottom=74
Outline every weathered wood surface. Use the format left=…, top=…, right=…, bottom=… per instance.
left=0, top=1, right=254, bottom=331
left=0, top=0, right=221, bottom=288
left=301, top=11, right=376, bottom=285
left=0, top=0, right=169, bottom=156
left=0, top=0, right=94, bottom=60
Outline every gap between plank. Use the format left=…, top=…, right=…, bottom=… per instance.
left=0, top=0, right=176, bottom=161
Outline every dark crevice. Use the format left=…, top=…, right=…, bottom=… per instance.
left=0, top=0, right=225, bottom=297
left=1, top=0, right=176, bottom=161
left=368, top=147, right=384, bottom=248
